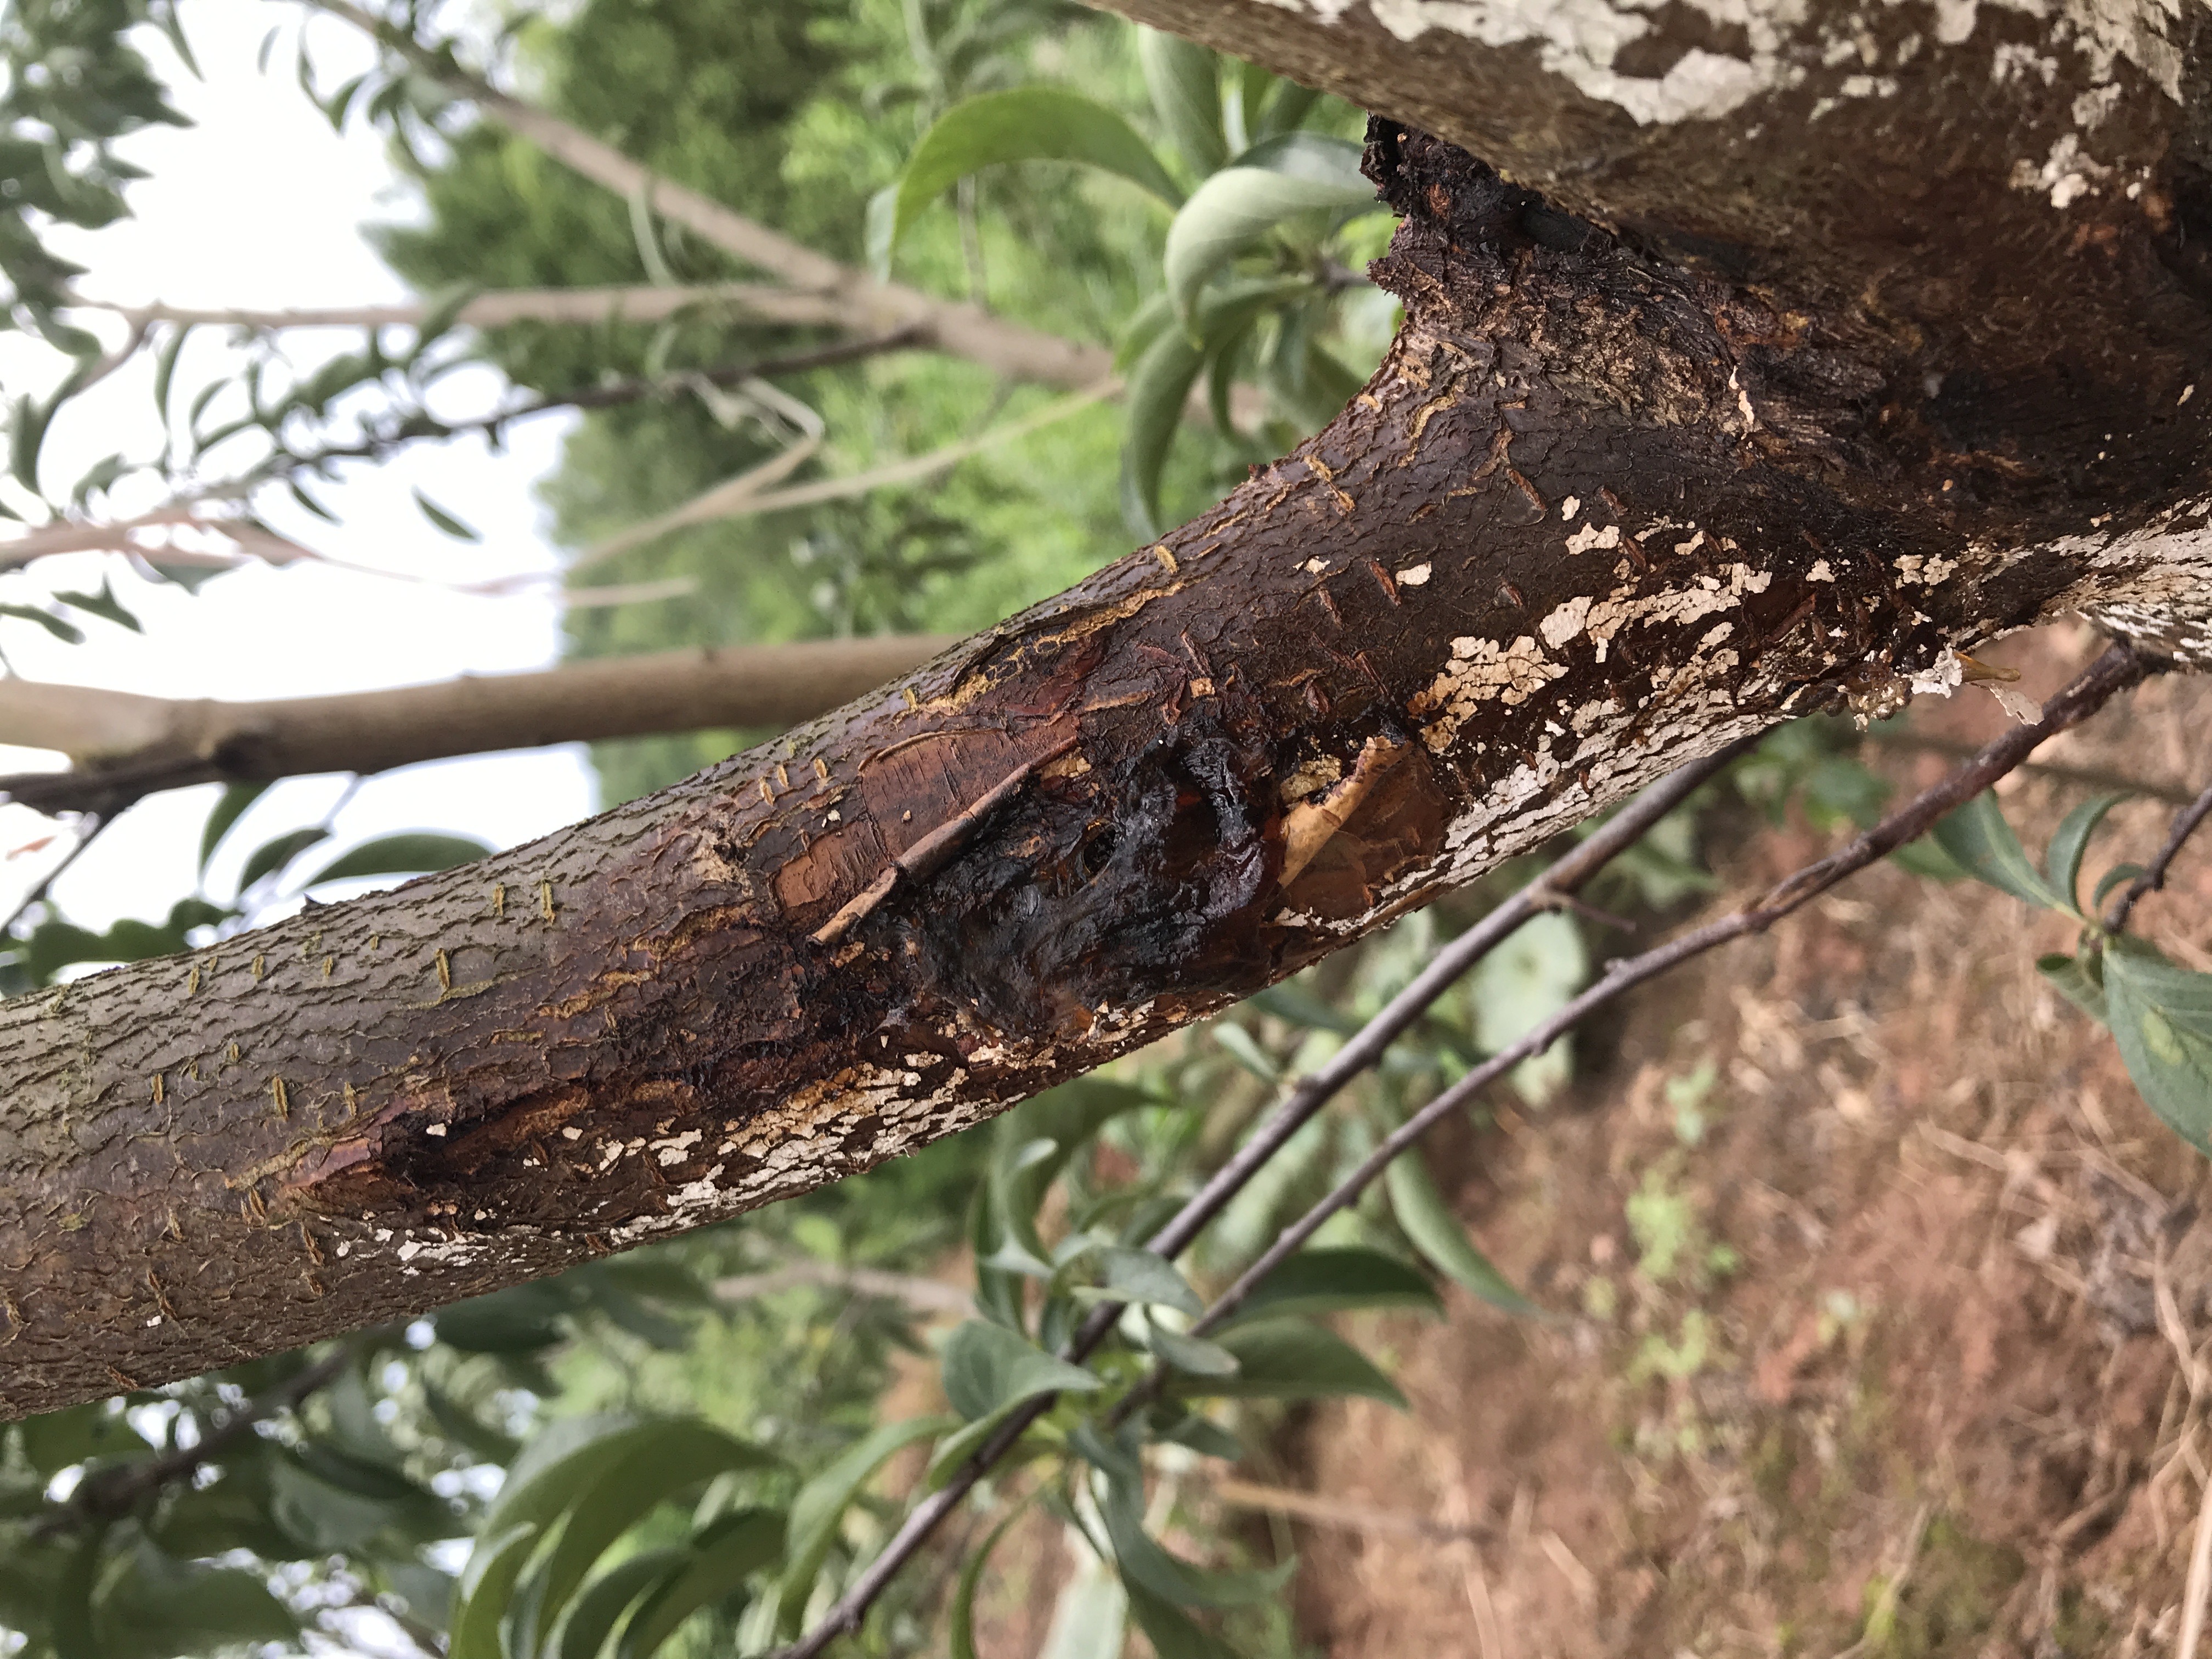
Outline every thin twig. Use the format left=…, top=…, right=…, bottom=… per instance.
left=2184, top=1468, right=2212, bottom=1659
left=2105, top=777, right=2212, bottom=933
left=1, top=813, right=106, bottom=939
left=42, top=1336, right=373, bottom=1533
left=768, top=645, right=2148, bottom=1659
left=273, top=328, right=923, bottom=479
left=1864, top=729, right=2202, bottom=807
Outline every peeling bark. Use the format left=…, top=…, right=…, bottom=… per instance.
left=5, top=0, right=2211, bottom=1414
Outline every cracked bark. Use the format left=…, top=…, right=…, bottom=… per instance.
left=4, top=0, right=2211, bottom=1414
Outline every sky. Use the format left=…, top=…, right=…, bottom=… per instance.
left=0, top=2, right=599, bottom=939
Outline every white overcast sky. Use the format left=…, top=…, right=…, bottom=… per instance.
left=0, top=2, right=600, bottom=935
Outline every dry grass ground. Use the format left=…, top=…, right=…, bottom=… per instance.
left=1277, top=627, right=2212, bottom=1658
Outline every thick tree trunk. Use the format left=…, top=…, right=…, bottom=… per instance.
left=0, top=637, right=953, bottom=816
left=3, top=0, right=2209, bottom=1415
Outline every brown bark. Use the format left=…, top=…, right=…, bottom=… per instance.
left=4, top=0, right=2210, bottom=1414
left=0, top=637, right=954, bottom=816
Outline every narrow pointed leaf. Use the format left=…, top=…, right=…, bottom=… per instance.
left=1211, top=1247, right=1439, bottom=1330
left=1930, top=791, right=2068, bottom=911
left=236, top=827, right=330, bottom=892
left=1178, top=1319, right=1408, bottom=1409
left=616, top=1506, right=785, bottom=1658
left=1139, top=29, right=1226, bottom=174
left=941, top=1319, right=1102, bottom=1421
left=1386, top=1149, right=1537, bottom=1315
left=297, top=833, right=491, bottom=889
left=2045, top=791, right=2129, bottom=913
left=775, top=1415, right=956, bottom=1636
left=1163, top=146, right=1373, bottom=322
left=892, top=89, right=1180, bottom=256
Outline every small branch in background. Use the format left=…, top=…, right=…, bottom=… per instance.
left=1864, top=727, right=2200, bottom=806
left=275, top=326, right=924, bottom=479
left=770, top=644, right=2151, bottom=1659
left=45, top=1338, right=371, bottom=1533
left=0, top=635, right=953, bottom=816
left=70, top=280, right=856, bottom=334
left=1203, top=1476, right=1483, bottom=1542
left=2106, top=777, right=2212, bottom=934
left=713, top=1260, right=975, bottom=1318
left=561, top=378, right=1118, bottom=574
left=1, top=813, right=106, bottom=939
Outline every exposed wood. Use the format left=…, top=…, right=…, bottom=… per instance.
left=4, top=0, right=2211, bottom=1414
left=0, top=636, right=956, bottom=816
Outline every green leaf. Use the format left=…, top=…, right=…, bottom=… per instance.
left=1178, top=1319, right=1408, bottom=1409
left=1076, top=1246, right=1202, bottom=1318
left=153, top=323, right=192, bottom=426
left=93, top=1543, right=299, bottom=1659
left=1385, top=1149, right=1537, bottom=1315
left=1248, top=982, right=1362, bottom=1034
left=1152, top=1412, right=1244, bottom=1462
left=449, top=1522, right=540, bottom=1659
left=1147, top=1322, right=1242, bottom=1377
left=1121, top=1575, right=1238, bottom=1659
left=2045, top=792, right=2129, bottom=913
left=413, top=487, right=481, bottom=541
left=549, top=1549, right=679, bottom=1659
left=524, top=1423, right=777, bottom=1653
left=1212, top=1022, right=1280, bottom=1082
left=12, top=392, right=54, bottom=495
left=436, top=1283, right=569, bottom=1353
left=297, top=832, right=491, bottom=889
left=2103, top=940, right=2212, bottom=1154
left=1138, top=29, right=1226, bottom=174
left=2038, top=951, right=2109, bottom=1025
left=421, top=1380, right=522, bottom=1464
left=617, top=1506, right=785, bottom=1658
left=236, top=826, right=330, bottom=891
left=774, top=1415, right=956, bottom=1636
left=950, top=1503, right=1032, bottom=1659
left=1211, top=1247, right=1440, bottom=1330
left=1119, top=321, right=1204, bottom=538
left=891, top=88, right=1181, bottom=256
left=1931, top=792, right=2069, bottom=912
left=53, top=577, right=140, bottom=633
left=1163, top=145, right=1373, bottom=323
left=0, top=602, right=83, bottom=644
left=1102, top=1469, right=1293, bottom=1608
left=1466, top=909, right=1589, bottom=1104
left=21, top=1403, right=144, bottom=1476
left=2096, top=862, right=2149, bottom=911
left=941, top=1319, right=1103, bottom=1420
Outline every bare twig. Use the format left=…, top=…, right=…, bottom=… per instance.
left=69, top=281, right=854, bottom=335
left=768, top=644, right=2150, bottom=1659
left=712, top=1261, right=975, bottom=1318
left=1863, top=729, right=2201, bottom=806
left=0, top=635, right=953, bottom=816
left=1204, top=1475, right=1482, bottom=1541
left=2105, top=777, right=2212, bottom=933
left=1, top=814, right=107, bottom=938
left=44, top=1336, right=374, bottom=1533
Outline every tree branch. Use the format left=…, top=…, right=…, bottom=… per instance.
left=712, top=1260, right=974, bottom=1317
left=50, top=1336, right=373, bottom=1531
left=2106, top=777, right=2212, bottom=934
left=68, top=281, right=861, bottom=335
left=0, top=635, right=955, bottom=816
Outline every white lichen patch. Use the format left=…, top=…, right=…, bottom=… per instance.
left=2010, top=132, right=2114, bottom=208
left=1894, top=552, right=1959, bottom=585
left=1397, top=562, right=1434, bottom=585
left=1408, top=634, right=1568, bottom=751
left=1807, top=559, right=1835, bottom=582
left=1566, top=521, right=1621, bottom=556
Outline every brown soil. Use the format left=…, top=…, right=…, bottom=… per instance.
left=1274, top=626, right=2212, bottom=1658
